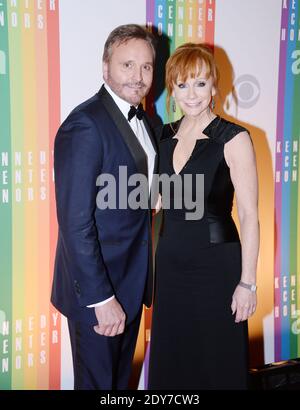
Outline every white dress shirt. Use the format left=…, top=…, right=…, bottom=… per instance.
left=87, top=83, right=156, bottom=308
left=104, top=83, right=156, bottom=190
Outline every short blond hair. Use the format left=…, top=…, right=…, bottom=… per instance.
left=103, top=24, right=156, bottom=63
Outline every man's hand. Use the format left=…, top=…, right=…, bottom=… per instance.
left=94, top=298, right=126, bottom=337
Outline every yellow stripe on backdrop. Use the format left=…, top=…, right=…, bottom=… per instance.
left=21, top=0, right=39, bottom=389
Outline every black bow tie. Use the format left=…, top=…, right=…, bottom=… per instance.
left=128, top=104, right=144, bottom=122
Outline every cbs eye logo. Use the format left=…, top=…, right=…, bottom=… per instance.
left=234, top=74, right=260, bottom=109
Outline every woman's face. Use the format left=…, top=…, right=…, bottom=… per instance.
left=172, top=65, right=216, bottom=118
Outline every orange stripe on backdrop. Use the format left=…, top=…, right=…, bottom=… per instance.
left=47, top=1, right=61, bottom=390
left=143, top=213, right=157, bottom=357
left=191, top=0, right=200, bottom=43
left=197, top=1, right=206, bottom=43
left=133, top=211, right=158, bottom=385
left=21, top=0, right=38, bottom=389
left=35, top=2, right=50, bottom=390
left=184, top=0, right=198, bottom=43
left=205, top=0, right=215, bottom=47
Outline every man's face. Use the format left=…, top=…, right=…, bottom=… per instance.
left=103, top=39, right=154, bottom=106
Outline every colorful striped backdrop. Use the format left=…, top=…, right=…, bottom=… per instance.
left=146, top=0, right=215, bottom=123
left=274, top=0, right=300, bottom=361
left=0, top=0, right=60, bottom=389
left=1, top=0, right=300, bottom=390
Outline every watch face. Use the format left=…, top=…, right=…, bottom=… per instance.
left=251, top=285, right=257, bottom=292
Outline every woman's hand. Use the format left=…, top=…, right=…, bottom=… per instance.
left=231, top=284, right=257, bottom=322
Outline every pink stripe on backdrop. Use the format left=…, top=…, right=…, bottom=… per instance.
left=205, top=0, right=215, bottom=48
left=274, top=1, right=288, bottom=361
left=36, top=2, right=50, bottom=390
left=47, top=1, right=61, bottom=390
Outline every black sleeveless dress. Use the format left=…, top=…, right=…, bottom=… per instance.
left=148, top=116, right=249, bottom=390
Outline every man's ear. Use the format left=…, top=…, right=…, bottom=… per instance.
left=103, top=61, right=108, bottom=81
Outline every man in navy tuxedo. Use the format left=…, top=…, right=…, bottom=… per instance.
left=51, top=24, right=158, bottom=389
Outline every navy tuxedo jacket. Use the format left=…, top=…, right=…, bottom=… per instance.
left=51, top=86, right=158, bottom=325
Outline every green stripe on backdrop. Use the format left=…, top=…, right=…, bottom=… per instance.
left=290, top=105, right=298, bottom=359
left=0, top=1, right=12, bottom=389
left=167, top=0, right=176, bottom=54
left=291, top=29, right=300, bottom=357
left=8, top=0, right=25, bottom=389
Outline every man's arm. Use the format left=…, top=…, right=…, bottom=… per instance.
left=55, top=111, right=126, bottom=336
left=54, top=111, right=114, bottom=305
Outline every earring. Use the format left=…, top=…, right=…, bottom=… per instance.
left=172, top=99, right=176, bottom=113
left=211, top=97, right=215, bottom=110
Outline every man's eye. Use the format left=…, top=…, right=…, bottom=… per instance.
left=123, top=62, right=132, bottom=69
left=143, top=65, right=152, bottom=71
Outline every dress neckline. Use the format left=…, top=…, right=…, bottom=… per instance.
left=171, top=115, right=220, bottom=141
left=172, top=138, right=209, bottom=176
left=168, top=116, right=221, bottom=175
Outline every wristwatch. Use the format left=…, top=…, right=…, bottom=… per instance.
left=238, top=281, right=257, bottom=292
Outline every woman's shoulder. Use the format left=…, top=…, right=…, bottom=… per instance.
left=209, top=116, right=249, bottom=144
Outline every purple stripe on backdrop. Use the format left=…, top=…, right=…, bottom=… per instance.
left=146, top=0, right=155, bottom=30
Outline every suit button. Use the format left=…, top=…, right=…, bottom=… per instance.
left=142, top=240, right=148, bottom=246
left=74, top=280, right=81, bottom=295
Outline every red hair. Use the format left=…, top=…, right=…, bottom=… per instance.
left=165, top=43, right=219, bottom=113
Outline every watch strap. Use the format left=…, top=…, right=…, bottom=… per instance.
left=239, top=281, right=257, bottom=292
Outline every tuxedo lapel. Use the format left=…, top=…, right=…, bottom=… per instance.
left=97, top=86, right=148, bottom=177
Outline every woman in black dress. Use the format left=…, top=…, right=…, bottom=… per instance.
left=148, top=43, right=259, bottom=390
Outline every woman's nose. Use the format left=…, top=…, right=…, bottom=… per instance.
left=187, top=86, right=196, bottom=99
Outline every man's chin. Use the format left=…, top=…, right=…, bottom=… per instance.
left=127, top=96, right=144, bottom=106
left=125, top=89, right=148, bottom=105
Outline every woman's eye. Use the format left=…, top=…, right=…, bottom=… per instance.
left=197, top=81, right=206, bottom=87
left=177, top=83, right=186, bottom=89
